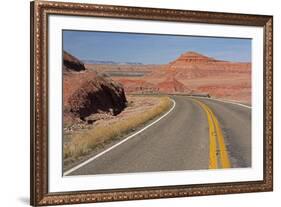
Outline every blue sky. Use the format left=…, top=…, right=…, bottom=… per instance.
left=63, top=30, right=251, bottom=64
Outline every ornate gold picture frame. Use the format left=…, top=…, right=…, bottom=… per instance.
left=30, top=0, right=273, bottom=206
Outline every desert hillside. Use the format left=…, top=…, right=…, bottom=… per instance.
left=63, top=51, right=127, bottom=125
left=63, top=51, right=173, bottom=165
left=92, top=51, right=251, bottom=104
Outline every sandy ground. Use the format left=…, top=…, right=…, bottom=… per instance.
left=64, top=95, right=166, bottom=141
left=63, top=95, right=170, bottom=169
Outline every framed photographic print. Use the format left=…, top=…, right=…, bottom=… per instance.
left=30, top=0, right=273, bottom=206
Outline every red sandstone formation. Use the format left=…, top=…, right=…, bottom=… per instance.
left=68, top=75, right=127, bottom=119
left=157, top=76, right=190, bottom=93
left=110, top=51, right=251, bottom=103
left=63, top=51, right=127, bottom=122
left=149, top=51, right=251, bottom=102
left=170, top=51, right=220, bottom=65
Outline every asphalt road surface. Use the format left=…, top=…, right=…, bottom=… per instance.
left=66, top=96, right=251, bottom=176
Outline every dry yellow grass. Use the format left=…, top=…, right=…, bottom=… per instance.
left=64, top=96, right=172, bottom=160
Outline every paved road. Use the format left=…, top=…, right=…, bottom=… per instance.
left=67, top=96, right=251, bottom=175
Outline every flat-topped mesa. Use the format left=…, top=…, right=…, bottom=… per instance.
left=170, top=51, right=222, bottom=65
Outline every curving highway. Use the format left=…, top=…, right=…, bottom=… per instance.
left=65, top=95, right=251, bottom=176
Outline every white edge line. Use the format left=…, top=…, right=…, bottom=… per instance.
left=195, top=97, right=251, bottom=109
left=211, top=98, right=252, bottom=109
left=64, top=98, right=176, bottom=176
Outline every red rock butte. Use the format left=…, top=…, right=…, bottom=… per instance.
left=170, top=51, right=220, bottom=65
left=83, top=50, right=251, bottom=104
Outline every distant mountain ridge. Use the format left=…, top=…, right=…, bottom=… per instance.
left=83, top=59, right=143, bottom=65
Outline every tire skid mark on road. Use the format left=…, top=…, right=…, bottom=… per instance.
left=192, top=98, right=231, bottom=169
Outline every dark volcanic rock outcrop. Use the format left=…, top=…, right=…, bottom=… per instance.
left=63, top=51, right=86, bottom=72
left=68, top=75, right=127, bottom=119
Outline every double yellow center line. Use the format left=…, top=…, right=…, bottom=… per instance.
left=192, top=99, right=231, bottom=169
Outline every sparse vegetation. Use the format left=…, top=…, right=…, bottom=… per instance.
left=64, top=96, right=172, bottom=160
